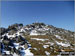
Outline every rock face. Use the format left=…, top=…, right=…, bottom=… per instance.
left=0, top=23, right=74, bottom=56
left=0, top=28, right=7, bottom=35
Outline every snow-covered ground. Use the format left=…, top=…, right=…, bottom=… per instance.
left=13, top=53, right=19, bottom=56
left=1, top=23, right=74, bottom=56
left=45, top=51, right=50, bottom=56
left=13, top=43, right=20, bottom=49
left=30, top=30, right=46, bottom=35
left=31, top=38, right=49, bottom=41
left=30, top=27, right=49, bottom=35
left=30, top=30, right=39, bottom=35
left=43, top=45, right=49, bottom=48
left=33, top=48, right=38, bottom=50
left=55, top=35, right=63, bottom=40
left=56, top=41, right=70, bottom=47
left=45, top=42, right=54, bottom=46
left=25, top=48, right=34, bottom=56
left=3, top=50, right=10, bottom=54
left=2, top=33, right=16, bottom=38
left=1, top=29, right=34, bottom=56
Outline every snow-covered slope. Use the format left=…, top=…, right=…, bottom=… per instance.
left=0, top=23, right=74, bottom=56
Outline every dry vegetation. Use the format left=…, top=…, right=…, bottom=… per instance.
left=22, top=34, right=74, bottom=56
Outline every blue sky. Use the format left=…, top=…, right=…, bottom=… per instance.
left=1, top=1, right=74, bottom=31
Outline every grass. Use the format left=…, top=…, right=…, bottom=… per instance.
left=22, top=34, right=74, bottom=56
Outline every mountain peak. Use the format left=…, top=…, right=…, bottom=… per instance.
left=0, top=23, right=74, bottom=56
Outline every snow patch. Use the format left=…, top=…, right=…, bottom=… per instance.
left=30, top=30, right=39, bottom=35
left=25, top=48, right=34, bottom=56
left=33, top=48, right=37, bottom=50
left=55, top=35, right=63, bottom=40
left=13, top=43, right=19, bottom=49
left=56, top=41, right=70, bottom=47
left=57, top=55, right=61, bottom=56
left=45, top=42, right=54, bottom=46
left=45, top=51, right=50, bottom=56
left=43, top=45, right=49, bottom=48
left=30, top=30, right=46, bottom=35
left=4, top=50, right=10, bottom=54
left=6, top=33, right=15, bottom=38
left=31, top=38, right=49, bottom=41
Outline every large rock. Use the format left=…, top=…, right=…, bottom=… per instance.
left=0, top=27, right=7, bottom=35
left=3, top=40, right=10, bottom=45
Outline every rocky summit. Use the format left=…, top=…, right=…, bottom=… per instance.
left=0, top=22, right=74, bottom=56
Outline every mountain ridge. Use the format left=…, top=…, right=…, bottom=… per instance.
left=0, top=22, right=74, bottom=35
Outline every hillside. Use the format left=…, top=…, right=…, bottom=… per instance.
left=0, top=23, right=74, bottom=56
